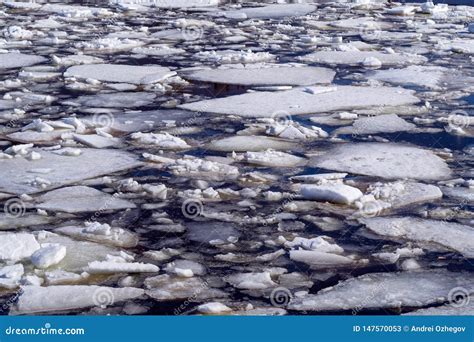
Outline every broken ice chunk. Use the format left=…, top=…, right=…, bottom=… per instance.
left=300, top=183, right=363, bottom=204
left=31, top=243, right=67, bottom=269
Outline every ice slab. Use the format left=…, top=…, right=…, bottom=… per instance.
left=12, top=285, right=144, bottom=314
left=0, top=53, right=47, bottom=69
left=64, top=64, right=176, bottom=85
left=207, top=135, right=297, bottom=152
left=367, top=65, right=447, bottom=89
left=300, top=51, right=427, bottom=66
left=179, top=86, right=419, bottom=118
left=55, top=224, right=138, bottom=248
left=183, top=65, right=335, bottom=86
left=300, top=184, right=363, bottom=204
left=35, top=186, right=135, bottom=213
left=0, top=148, right=141, bottom=195
left=145, top=275, right=227, bottom=301
left=361, top=217, right=474, bottom=258
left=289, top=271, right=474, bottom=311
left=67, top=92, right=156, bottom=108
left=334, top=114, right=416, bottom=135
left=309, top=143, right=451, bottom=181
left=221, top=4, right=316, bottom=19
left=0, top=233, right=40, bottom=262
left=109, top=0, right=218, bottom=8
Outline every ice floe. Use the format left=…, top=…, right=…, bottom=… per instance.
left=289, top=271, right=474, bottom=312
left=180, top=86, right=419, bottom=118
left=182, top=65, right=335, bottom=86
left=64, top=64, right=176, bottom=85
left=310, top=143, right=451, bottom=180
left=12, top=285, right=144, bottom=314
left=360, top=217, right=474, bottom=258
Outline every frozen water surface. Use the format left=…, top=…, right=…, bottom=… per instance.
left=0, top=0, right=473, bottom=316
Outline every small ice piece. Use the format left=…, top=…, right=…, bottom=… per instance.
left=420, top=1, right=448, bottom=14
left=285, top=237, right=344, bottom=254
left=145, top=274, right=228, bottom=301
left=197, top=302, right=232, bottom=314
left=244, top=149, right=306, bottom=167
left=400, top=259, right=421, bottom=271
left=131, top=132, right=190, bottom=149
left=335, top=114, right=416, bottom=135
left=289, top=250, right=353, bottom=267
left=226, top=272, right=277, bottom=290
left=73, top=134, right=120, bottom=149
left=0, top=233, right=40, bottom=262
left=386, top=6, right=416, bottom=16
left=0, top=264, right=24, bottom=289
left=291, top=173, right=347, bottom=183
left=174, top=268, right=194, bottom=277
left=31, top=244, right=67, bottom=269
left=300, top=184, right=363, bottom=204
left=303, top=86, right=338, bottom=95
left=362, top=57, right=382, bottom=68
left=44, top=270, right=84, bottom=285
left=56, top=222, right=138, bottom=248
left=87, top=261, right=159, bottom=274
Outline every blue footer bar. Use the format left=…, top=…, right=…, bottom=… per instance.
left=0, top=316, right=473, bottom=342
